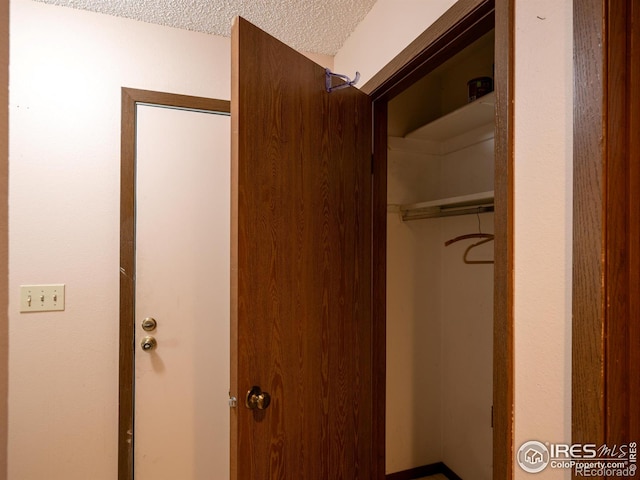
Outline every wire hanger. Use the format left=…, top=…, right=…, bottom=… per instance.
left=444, top=232, right=494, bottom=247
left=462, top=236, right=494, bottom=264
left=444, top=208, right=494, bottom=264
left=325, top=68, right=360, bottom=92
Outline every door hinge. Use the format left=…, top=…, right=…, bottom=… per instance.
left=491, top=405, right=494, bottom=428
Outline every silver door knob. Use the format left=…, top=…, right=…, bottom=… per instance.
left=245, top=386, right=271, bottom=410
left=141, top=336, right=157, bottom=351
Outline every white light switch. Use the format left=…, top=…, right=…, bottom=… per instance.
left=20, top=284, right=65, bottom=312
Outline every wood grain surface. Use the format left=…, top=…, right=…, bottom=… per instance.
left=231, top=17, right=373, bottom=479
left=629, top=0, right=640, bottom=450
left=573, top=0, right=640, bottom=466
left=372, top=99, right=388, bottom=479
left=605, top=0, right=630, bottom=447
left=572, top=0, right=606, bottom=453
left=493, top=1, right=514, bottom=478
left=604, top=0, right=640, bottom=450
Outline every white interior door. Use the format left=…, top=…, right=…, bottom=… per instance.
left=134, top=104, right=230, bottom=479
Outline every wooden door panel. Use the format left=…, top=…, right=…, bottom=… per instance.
left=231, top=17, right=373, bottom=479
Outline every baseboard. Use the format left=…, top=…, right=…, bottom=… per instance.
left=386, top=463, right=442, bottom=480
left=440, top=463, right=463, bottom=480
left=386, top=462, right=463, bottom=480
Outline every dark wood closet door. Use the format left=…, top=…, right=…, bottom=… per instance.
left=230, top=17, right=374, bottom=480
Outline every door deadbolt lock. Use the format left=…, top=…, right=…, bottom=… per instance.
left=141, top=317, right=157, bottom=332
left=245, top=386, right=271, bottom=410
left=141, top=336, right=157, bottom=352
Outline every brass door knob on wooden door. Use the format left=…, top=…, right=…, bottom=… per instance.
left=245, top=386, right=271, bottom=410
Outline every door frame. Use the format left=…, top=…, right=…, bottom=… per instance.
left=118, top=88, right=230, bottom=480
left=572, top=0, right=640, bottom=454
left=361, top=0, right=514, bottom=477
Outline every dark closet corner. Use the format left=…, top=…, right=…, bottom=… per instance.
left=386, top=462, right=464, bottom=480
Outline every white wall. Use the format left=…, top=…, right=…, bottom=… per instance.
left=8, top=2, right=231, bottom=478
left=386, top=212, right=443, bottom=473
left=439, top=213, right=493, bottom=479
left=513, top=2, right=573, bottom=479
left=334, top=0, right=457, bottom=85
left=336, top=0, right=574, bottom=478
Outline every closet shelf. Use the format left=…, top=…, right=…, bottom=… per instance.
left=405, top=91, right=495, bottom=143
left=395, top=191, right=494, bottom=221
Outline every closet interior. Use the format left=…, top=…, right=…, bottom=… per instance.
left=385, top=29, right=495, bottom=480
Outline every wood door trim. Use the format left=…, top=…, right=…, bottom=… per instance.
left=371, top=99, right=387, bottom=480
left=118, top=88, right=230, bottom=480
left=493, top=1, right=515, bottom=477
left=364, top=0, right=514, bottom=477
left=572, top=0, right=606, bottom=449
left=628, top=0, right=640, bottom=447
left=362, top=0, right=495, bottom=100
left=573, top=0, right=640, bottom=455
left=605, top=0, right=631, bottom=444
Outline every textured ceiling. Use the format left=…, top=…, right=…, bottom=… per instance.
left=32, top=0, right=377, bottom=55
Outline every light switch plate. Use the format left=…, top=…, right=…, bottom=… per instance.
left=20, top=284, right=65, bottom=312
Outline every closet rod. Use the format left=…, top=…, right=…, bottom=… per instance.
left=402, top=204, right=494, bottom=221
